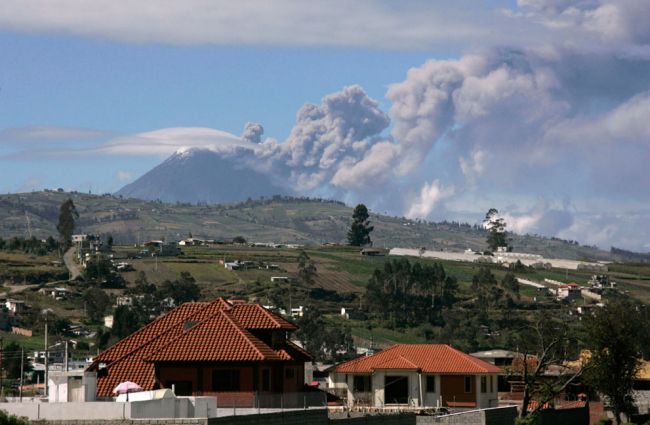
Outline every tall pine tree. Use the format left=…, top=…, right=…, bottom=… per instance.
left=57, top=198, right=79, bottom=249
left=347, top=204, right=374, bottom=246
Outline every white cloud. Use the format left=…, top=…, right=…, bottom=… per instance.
left=96, top=127, right=248, bottom=157
left=0, top=125, right=108, bottom=143
left=3, top=0, right=648, bottom=52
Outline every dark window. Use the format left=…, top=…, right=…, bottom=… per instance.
left=481, top=376, right=487, bottom=393
left=262, top=369, right=270, bottom=391
left=168, top=381, right=192, bottom=396
left=489, top=376, right=494, bottom=393
left=285, top=368, right=295, bottom=379
left=464, top=376, right=472, bottom=393
left=353, top=375, right=370, bottom=392
left=211, top=370, right=240, bottom=392
left=426, top=375, right=436, bottom=393
left=385, top=376, right=409, bottom=404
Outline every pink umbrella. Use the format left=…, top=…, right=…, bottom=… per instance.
left=113, top=381, right=142, bottom=395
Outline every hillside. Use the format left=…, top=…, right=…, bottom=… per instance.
left=0, top=190, right=616, bottom=261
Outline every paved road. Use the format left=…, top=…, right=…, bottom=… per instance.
left=63, top=246, right=81, bottom=280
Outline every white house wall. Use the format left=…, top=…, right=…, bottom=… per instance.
left=334, top=372, right=499, bottom=409
left=475, top=374, right=499, bottom=408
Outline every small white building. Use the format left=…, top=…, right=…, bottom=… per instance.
left=557, top=283, right=582, bottom=301
left=5, top=299, right=26, bottom=314
left=103, top=315, right=114, bottom=328
left=48, top=370, right=97, bottom=403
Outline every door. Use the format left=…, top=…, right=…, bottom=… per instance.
left=384, top=376, right=409, bottom=404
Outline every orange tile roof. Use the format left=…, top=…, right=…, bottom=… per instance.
left=88, top=298, right=308, bottom=397
left=335, top=344, right=502, bottom=374
left=147, top=310, right=283, bottom=362
left=230, top=304, right=297, bottom=330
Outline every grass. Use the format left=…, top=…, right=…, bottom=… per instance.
left=0, top=331, right=45, bottom=351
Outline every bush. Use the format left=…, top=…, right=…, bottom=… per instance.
left=0, top=410, right=29, bottom=425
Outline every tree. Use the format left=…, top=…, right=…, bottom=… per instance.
left=515, top=315, right=586, bottom=423
left=56, top=198, right=79, bottom=249
left=584, top=300, right=643, bottom=425
left=232, top=236, right=247, bottom=244
left=347, top=204, right=374, bottom=246
left=483, top=208, right=508, bottom=251
left=297, top=251, right=317, bottom=287
left=2, top=341, right=31, bottom=380
left=83, top=288, right=110, bottom=323
left=112, top=306, right=142, bottom=339
left=295, top=307, right=354, bottom=362
left=159, top=272, right=201, bottom=305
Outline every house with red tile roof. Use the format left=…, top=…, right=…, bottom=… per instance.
left=331, top=344, right=501, bottom=409
left=87, top=298, right=312, bottom=401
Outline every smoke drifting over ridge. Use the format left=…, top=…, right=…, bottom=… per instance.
left=108, top=1, right=650, bottom=251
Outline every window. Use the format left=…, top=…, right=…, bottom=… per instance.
left=480, top=376, right=487, bottom=393
left=212, top=369, right=240, bottom=392
left=168, top=381, right=192, bottom=396
left=285, top=368, right=295, bottom=379
left=262, top=369, right=270, bottom=391
left=464, top=376, right=472, bottom=393
left=426, top=375, right=436, bottom=393
left=489, top=376, right=494, bottom=393
left=353, top=375, right=370, bottom=392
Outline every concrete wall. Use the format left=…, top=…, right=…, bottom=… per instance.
left=331, top=413, right=416, bottom=425
left=416, top=406, right=517, bottom=425
left=336, top=372, right=498, bottom=408
left=535, top=405, right=589, bottom=425
left=19, top=408, right=330, bottom=425
left=0, top=401, right=133, bottom=421
left=208, top=409, right=328, bottom=425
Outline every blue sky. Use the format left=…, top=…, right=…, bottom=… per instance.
left=0, top=31, right=437, bottom=192
left=0, top=1, right=649, bottom=250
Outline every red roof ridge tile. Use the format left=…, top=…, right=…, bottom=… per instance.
left=442, top=344, right=500, bottom=373
left=335, top=344, right=402, bottom=372
left=335, top=344, right=501, bottom=374
left=374, top=354, right=419, bottom=370
left=219, top=309, right=268, bottom=360
left=146, top=309, right=281, bottom=362
left=94, top=302, right=209, bottom=363
left=95, top=299, right=230, bottom=366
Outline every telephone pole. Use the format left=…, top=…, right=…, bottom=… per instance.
left=19, top=347, right=24, bottom=402
left=44, top=311, right=49, bottom=397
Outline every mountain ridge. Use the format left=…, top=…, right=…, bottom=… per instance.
left=0, top=190, right=627, bottom=262
left=116, top=148, right=291, bottom=204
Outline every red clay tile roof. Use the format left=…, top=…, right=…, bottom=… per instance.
left=230, top=304, right=297, bottom=330
left=275, top=340, right=313, bottom=362
left=335, top=344, right=502, bottom=375
left=147, top=310, right=283, bottom=362
left=88, top=298, right=307, bottom=397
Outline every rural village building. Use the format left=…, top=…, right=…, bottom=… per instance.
left=330, top=344, right=501, bottom=409
left=87, top=298, right=312, bottom=402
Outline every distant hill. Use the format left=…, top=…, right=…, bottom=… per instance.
left=116, top=148, right=291, bottom=204
left=0, top=190, right=625, bottom=261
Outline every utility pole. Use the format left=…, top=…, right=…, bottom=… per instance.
left=44, top=312, right=49, bottom=397
left=0, top=337, right=3, bottom=398
left=64, top=340, right=69, bottom=372
left=19, top=347, right=24, bottom=402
